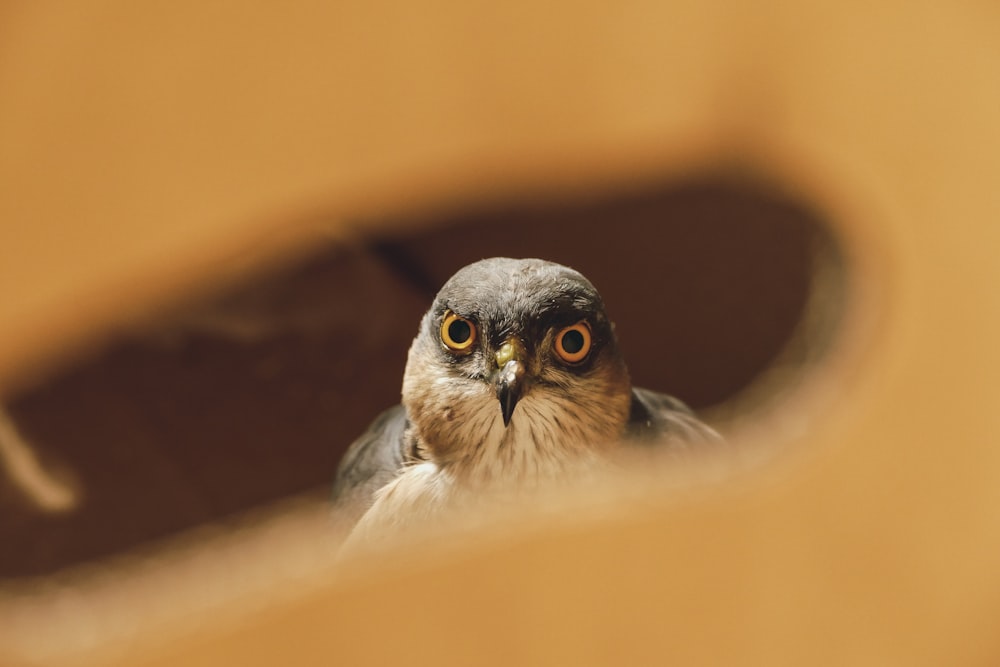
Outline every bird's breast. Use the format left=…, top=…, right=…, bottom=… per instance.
left=440, top=392, right=621, bottom=486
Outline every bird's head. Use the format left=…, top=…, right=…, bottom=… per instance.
left=401, top=258, right=632, bottom=468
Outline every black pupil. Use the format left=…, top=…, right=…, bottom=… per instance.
left=561, top=329, right=585, bottom=354
left=448, top=319, right=471, bottom=344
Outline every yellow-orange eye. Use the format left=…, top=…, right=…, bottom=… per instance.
left=441, top=311, right=477, bottom=352
left=554, top=322, right=592, bottom=364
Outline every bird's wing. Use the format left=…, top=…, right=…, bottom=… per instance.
left=625, top=386, right=723, bottom=448
left=331, top=404, right=410, bottom=530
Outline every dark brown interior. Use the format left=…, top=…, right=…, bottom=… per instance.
left=2, top=176, right=844, bottom=577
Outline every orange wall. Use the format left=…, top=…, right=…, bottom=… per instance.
left=1, top=1, right=998, bottom=665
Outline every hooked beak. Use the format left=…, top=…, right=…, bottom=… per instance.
left=494, top=339, right=527, bottom=427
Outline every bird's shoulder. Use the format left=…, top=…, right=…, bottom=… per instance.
left=625, top=386, right=723, bottom=447
left=331, top=404, right=412, bottom=525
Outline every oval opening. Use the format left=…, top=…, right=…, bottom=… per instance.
left=2, top=174, right=849, bottom=577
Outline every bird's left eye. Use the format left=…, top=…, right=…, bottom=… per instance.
left=441, top=311, right=477, bottom=353
left=554, top=322, right=592, bottom=364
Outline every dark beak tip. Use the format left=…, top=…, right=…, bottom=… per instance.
left=496, top=360, right=525, bottom=428
left=498, top=387, right=517, bottom=427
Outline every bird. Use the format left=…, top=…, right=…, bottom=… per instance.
left=331, top=257, right=721, bottom=549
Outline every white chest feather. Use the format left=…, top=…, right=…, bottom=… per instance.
left=343, top=392, right=619, bottom=552
left=452, top=391, right=611, bottom=483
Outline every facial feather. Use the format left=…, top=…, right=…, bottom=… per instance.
left=400, top=258, right=631, bottom=484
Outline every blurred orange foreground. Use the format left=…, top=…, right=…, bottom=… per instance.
left=1, top=2, right=999, bottom=665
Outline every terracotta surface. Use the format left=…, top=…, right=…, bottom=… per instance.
left=0, top=1, right=998, bottom=665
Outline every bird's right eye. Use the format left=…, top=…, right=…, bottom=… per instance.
left=441, top=311, right=477, bottom=353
